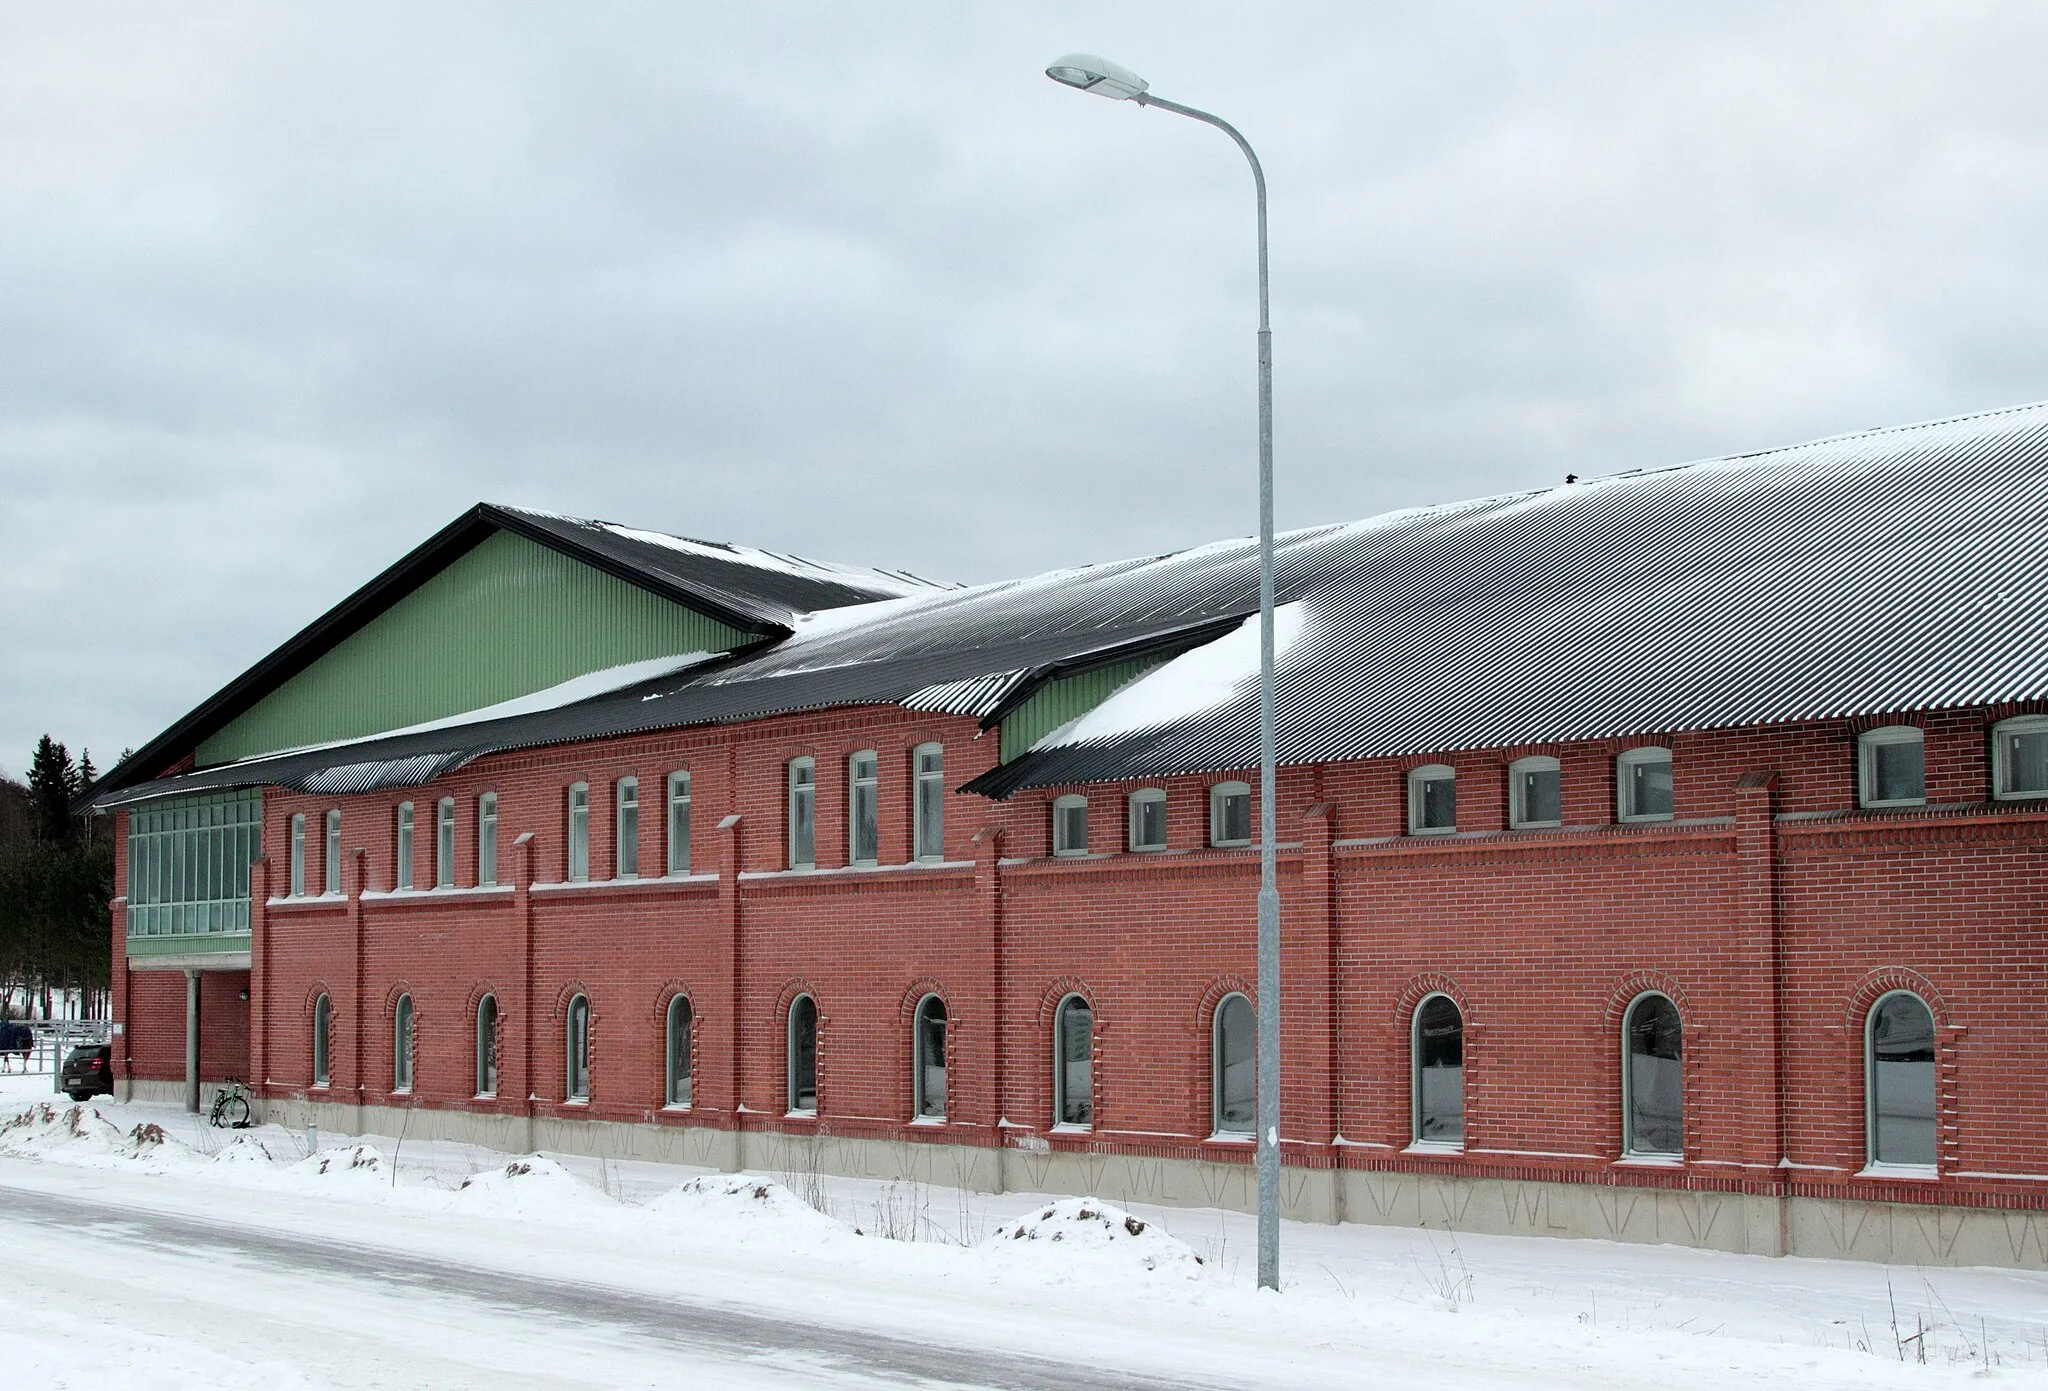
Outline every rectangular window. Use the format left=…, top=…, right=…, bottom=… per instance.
left=1209, top=782, right=1251, bottom=846
left=1993, top=716, right=2048, bottom=800
left=1130, top=789, right=1167, bottom=851
left=477, top=793, right=498, bottom=887
left=616, top=777, right=639, bottom=879
left=1053, top=796, right=1089, bottom=856
left=1509, top=757, right=1561, bottom=829
left=788, top=759, right=816, bottom=869
left=290, top=813, right=306, bottom=898
left=1859, top=727, right=1925, bottom=808
left=567, top=783, right=589, bottom=882
left=913, top=744, right=944, bottom=861
left=1408, top=765, right=1456, bottom=834
left=1618, top=748, right=1674, bottom=821
left=436, top=797, right=456, bottom=888
left=666, top=771, right=691, bottom=875
left=323, top=810, right=342, bottom=896
left=395, top=802, right=415, bottom=890
left=125, top=790, right=261, bottom=937
left=849, top=751, right=879, bottom=866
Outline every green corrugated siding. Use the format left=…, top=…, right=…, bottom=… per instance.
left=198, top=531, right=750, bottom=765
left=1000, top=656, right=1167, bottom=762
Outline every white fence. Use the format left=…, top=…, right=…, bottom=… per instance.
left=1, top=1020, right=114, bottom=1088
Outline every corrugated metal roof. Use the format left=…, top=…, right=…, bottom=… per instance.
left=96, top=400, right=2048, bottom=809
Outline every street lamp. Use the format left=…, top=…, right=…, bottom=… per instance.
left=1046, top=53, right=1282, bottom=1293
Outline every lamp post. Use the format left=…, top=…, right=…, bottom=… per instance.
left=1046, top=53, right=1282, bottom=1293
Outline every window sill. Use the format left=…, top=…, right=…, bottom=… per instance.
left=1617, top=813, right=1676, bottom=825
left=391, top=1088, right=412, bottom=1098
left=474, top=1092, right=496, bottom=1102
left=1857, top=1162, right=1939, bottom=1181
left=784, top=1109, right=818, bottom=1121
left=1406, top=827, right=1458, bottom=838
left=661, top=1103, right=692, bottom=1114
left=1402, top=1140, right=1465, bottom=1156
left=1205, top=1131, right=1255, bottom=1145
left=1859, top=799, right=1927, bottom=811
left=1614, top=1153, right=1684, bottom=1168
left=1508, top=820, right=1562, bottom=831
left=909, top=1115, right=946, bottom=1127
left=1049, top=1123, right=1092, bottom=1136
left=562, top=1098, right=589, bottom=1108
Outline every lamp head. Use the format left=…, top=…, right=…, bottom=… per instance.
left=1045, top=53, right=1149, bottom=101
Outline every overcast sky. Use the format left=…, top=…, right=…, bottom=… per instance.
left=5, top=4, right=2047, bottom=783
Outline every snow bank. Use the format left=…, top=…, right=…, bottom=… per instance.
left=452, top=1156, right=614, bottom=1219
left=980, top=1197, right=1205, bottom=1281
left=290, top=1143, right=388, bottom=1184
left=645, top=1173, right=850, bottom=1239
left=0, top=1100, right=194, bottom=1167
left=210, top=1133, right=283, bottom=1167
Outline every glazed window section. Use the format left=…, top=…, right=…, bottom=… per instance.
left=666, top=772, right=692, bottom=876
left=913, top=744, right=945, bottom=861
left=1408, top=765, right=1456, bottom=834
left=126, top=790, right=262, bottom=937
left=289, top=813, right=307, bottom=898
left=395, top=802, right=415, bottom=891
left=1993, top=715, right=2048, bottom=800
left=1128, top=789, right=1167, bottom=852
left=312, top=994, right=332, bottom=1087
left=1055, top=995, right=1093, bottom=1128
left=566, top=783, right=590, bottom=882
left=1412, top=995, right=1464, bottom=1146
left=1623, top=994, right=1683, bottom=1158
left=392, top=993, right=414, bottom=1093
left=1509, top=756, right=1561, bottom=828
left=849, top=751, right=880, bottom=866
left=1868, top=992, right=1936, bottom=1169
left=477, top=793, right=499, bottom=888
left=565, top=994, right=590, bottom=1101
left=1617, top=747, right=1674, bottom=821
left=435, top=798, right=455, bottom=888
left=1212, top=993, right=1254, bottom=1136
left=1210, top=781, right=1251, bottom=846
left=1859, top=727, right=1924, bottom=808
left=475, top=994, right=498, bottom=1097
left=324, top=810, right=343, bottom=896
left=787, top=995, right=818, bottom=1114
left=914, top=996, right=947, bottom=1120
left=615, top=777, right=639, bottom=879
left=1052, top=795, right=1089, bottom=856
left=666, top=996, right=692, bottom=1108
left=787, top=759, right=816, bottom=870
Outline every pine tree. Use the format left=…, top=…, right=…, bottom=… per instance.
left=27, top=735, right=76, bottom=845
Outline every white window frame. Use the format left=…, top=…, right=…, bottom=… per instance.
left=475, top=993, right=498, bottom=1098
left=1620, top=991, right=1683, bottom=1160
left=564, top=993, right=590, bottom=1102
left=1127, top=788, right=1167, bottom=852
left=289, top=813, right=307, bottom=897
left=1407, top=764, right=1457, bottom=835
left=615, top=777, right=639, bottom=879
left=1615, top=746, right=1675, bottom=823
left=392, top=993, right=414, bottom=1094
left=1051, top=794, right=1090, bottom=857
left=787, top=757, right=816, bottom=870
left=787, top=994, right=819, bottom=1116
left=1864, top=989, right=1938, bottom=1175
left=1858, top=725, right=1925, bottom=809
left=312, top=992, right=331, bottom=1087
left=913, top=993, right=947, bottom=1121
left=1209, top=781, right=1252, bottom=847
left=394, top=802, right=414, bottom=891
left=1507, top=755, right=1562, bottom=829
left=566, top=783, right=589, bottom=883
left=324, top=809, right=343, bottom=896
left=849, top=750, right=880, bottom=866
left=1211, top=992, right=1254, bottom=1138
left=1053, top=993, right=1093, bottom=1130
left=666, top=771, right=692, bottom=876
left=1992, top=714, right=2048, bottom=801
left=1410, top=991, right=1465, bottom=1150
left=913, top=743, right=945, bottom=862
left=435, top=797, right=456, bottom=889
left=477, top=793, right=498, bottom=888
left=665, top=994, right=692, bottom=1109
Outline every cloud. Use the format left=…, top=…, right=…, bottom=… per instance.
left=4, top=2, right=2047, bottom=778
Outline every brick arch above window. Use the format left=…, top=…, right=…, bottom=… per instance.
left=1600, top=972, right=1696, bottom=1032
left=774, top=978, right=825, bottom=1020
left=1196, top=974, right=1256, bottom=1032
left=302, top=981, right=335, bottom=1016
left=898, top=978, right=949, bottom=1019
left=552, top=980, right=593, bottom=1019
left=462, top=981, right=501, bottom=1019
left=380, top=981, right=417, bottom=1021
left=1843, top=967, right=1953, bottom=1031
left=1393, top=973, right=1474, bottom=1031
left=647, top=979, right=697, bottom=1022
left=1035, top=976, right=1097, bottom=1028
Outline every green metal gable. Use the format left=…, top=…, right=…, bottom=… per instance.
left=198, top=531, right=750, bottom=765
left=999, top=656, right=1168, bottom=763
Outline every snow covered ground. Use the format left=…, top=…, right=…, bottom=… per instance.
left=4, top=1073, right=2046, bottom=1388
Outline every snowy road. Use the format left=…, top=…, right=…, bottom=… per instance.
left=0, top=1183, right=1210, bottom=1390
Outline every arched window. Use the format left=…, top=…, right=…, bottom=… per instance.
left=787, top=994, right=818, bottom=1114
left=1508, top=756, right=1561, bottom=829
left=1408, top=765, right=1456, bottom=835
left=475, top=994, right=498, bottom=1098
left=565, top=993, right=590, bottom=1102
left=392, top=993, right=414, bottom=1094
left=1617, top=746, right=1674, bottom=822
left=1212, top=992, right=1254, bottom=1136
left=1622, top=993, right=1683, bottom=1157
left=849, top=751, right=880, bottom=866
left=1054, top=994, right=1093, bottom=1128
left=312, top=993, right=332, bottom=1087
left=787, top=758, right=816, bottom=870
left=1858, top=726, right=1924, bottom=808
left=1051, top=795, right=1089, bottom=856
left=1411, top=994, right=1463, bottom=1146
left=665, top=995, right=692, bottom=1108
left=1867, top=991, right=1936, bottom=1170
left=1209, top=781, right=1251, bottom=847
left=1128, top=788, right=1167, bottom=852
left=914, top=995, right=947, bottom=1120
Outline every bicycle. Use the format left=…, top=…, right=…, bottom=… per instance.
left=209, top=1077, right=253, bottom=1129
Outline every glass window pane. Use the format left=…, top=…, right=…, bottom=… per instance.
left=1418, top=774, right=1456, bottom=830
left=568, top=786, right=589, bottom=882
left=1058, top=1000, right=1093, bottom=1126
left=789, top=762, right=815, bottom=868
left=1872, top=739, right=1924, bottom=804
left=917, top=999, right=947, bottom=1119
left=667, top=773, right=691, bottom=876
left=478, top=794, right=498, bottom=888
left=2005, top=727, right=2048, bottom=795
left=1519, top=768, right=1561, bottom=824
left=1871, top=994, right=1936, bottom=1166
left=1415, top=996, right=1464, bottom=1143
left=617, top=780, right=639, bottom=878
left=668, top=997, right=692, bottom=1107
left=851, top=752, right=879, bottom=864
left=1626, top=996, right=1684, bottom=1155
left=477, top=996, right=498, bottom=1096
left=1216, top=995, right=1254, bottom=1133
left=1628, top=756, right=1673, bottom=817
left=915, top=747, right=944, bottom=860
left=790, top=997, right=818, bottom=1111
left=567, top=997, right=589, bottom=1100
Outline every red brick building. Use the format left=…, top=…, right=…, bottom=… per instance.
left=92, top=404, right=2048, bottom=1266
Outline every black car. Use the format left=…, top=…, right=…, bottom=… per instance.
left=61, top=1044, right=113, bottom=1101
